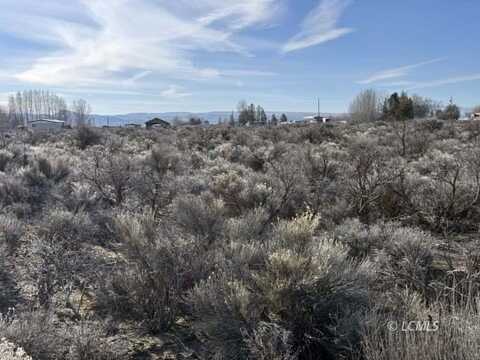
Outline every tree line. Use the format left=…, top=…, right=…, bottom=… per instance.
left=0, top=90, right=92, bottom=128
left=350, top=89, right=466, bottom=122
left=232, top=101, right=288, bottom=126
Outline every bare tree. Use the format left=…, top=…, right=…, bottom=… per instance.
left=411, top=95, right=437, bottom=118
left=7, top=90, right=68, bottom=126
left=71, top=99, right=92, bottom=127
left=0, top=106, right=8, bottom=130
left=349, top=89, right=382, bottom=123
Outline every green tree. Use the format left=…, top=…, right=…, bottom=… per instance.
left=229, top=111, right=236, bottom=127
left=280, top=113, right=288, bottom=123
left=188, top=117, right=202, bottom=126
left=271, top=114, right=278, bottom=126
left=436, top=99, right=461, bottom=121
left=248, top=104, right=256, bottom=125
left=441, top=102, right=461, bottom=121
left=383, top=92, right=414, bottom=120
left=383, top=92, right=400, bottom=119
left=397, top=92, right=414, bottom=120
left=237, top=101, right=249, bottom=126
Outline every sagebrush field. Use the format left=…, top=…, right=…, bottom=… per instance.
left=1, top=120, right=480, bottom=359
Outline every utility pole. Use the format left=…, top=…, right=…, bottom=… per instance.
left=317, top=97, right=321, bottom=119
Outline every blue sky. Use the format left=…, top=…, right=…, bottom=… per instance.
left=0, top=0, right=479, bottom=114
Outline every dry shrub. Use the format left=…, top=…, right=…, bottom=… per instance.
left=186, top=213, right=374, bottom=360
left=375, top=226, right=434, bottom=300
left=0, top=311, right=61, bottom=360
left=224, top=207, right=269, bottom=242
left=37, top=209, right=94, bottom=244
left=96, top=213, right=188, bottom=334
left=0, top=174, right=27, bottom=207
left=0, top=214, right=24, bottom=251
left=0, top=311, right=122, bottom=360
left=342, top=136, right=393, bottom=223
left=62, top=182, right=98, bottom=213
left=270, top=212, right=319, bottom=253
left=255, top=239, right=372, bottom=359
left=27, top=209, right=96, bottom=308
left=0, top=245, right=19, bottom=312
left=335, top=218, right=384, bottom=258
left=67, top=321, right=121, bottom=360
left=334, top=219, right=409, bottom=259
left=186, top=275, right=260, bottom=360
left=243, top=322, right=297, bottom=360
left=81, top=149, right=135, bottom=207
left=0, top=149, right=13, bottom=172
left=264, top=152, right=309, bottom=220
left=173, top=192, right=226, bottom=245
left=362, top=292, right=480, bottom=360
left=36, top=157, right=70, bottom=183
left=135, top=144, right=180, bottom=216
left=75, top=126, right=102, bottom=150
left=0, top=338, right=32, bottom=360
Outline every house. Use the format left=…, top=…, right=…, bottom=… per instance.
left=145, top=118, right=171, bottom=129
left=471, top=113, right=480, bottom=120
left=28, top=119, right=65, bottom=131
left=303, top=115, right=331, bottom=124
left=124, top=123, right=142, bottom=128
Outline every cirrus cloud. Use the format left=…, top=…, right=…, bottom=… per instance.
left=282, top=0, right=354, bottom=53
left=2, top=0, right=282, bottom=87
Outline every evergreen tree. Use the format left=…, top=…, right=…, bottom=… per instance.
left=237, top=100, right=248, bottom=126
left=383, top=92, right=414, bottom=120
left=271, top=114, right=278, bottom=126
left=280, top=113, right=288, bottom=123
left=397, top=92, right=414, bottom=120
left=438, top=102, right=461, bottom=121
left=248, top=104, right=256, bottom=125
left=383, top=92, right=400, bottom=119
left=229, top=111, right=236, bottom=127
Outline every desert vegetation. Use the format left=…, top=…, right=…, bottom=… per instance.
left=0, top=100, right=480, bottom=359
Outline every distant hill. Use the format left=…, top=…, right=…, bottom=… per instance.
left=92, top=111, right=343, bottom=127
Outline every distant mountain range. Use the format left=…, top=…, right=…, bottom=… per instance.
left=92, top=111, right=343, bottom=127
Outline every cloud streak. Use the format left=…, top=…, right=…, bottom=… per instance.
left=282, top=0, right=354, bottom=53
left=358, top=58, right=445, bottom=84
left=2, top=0, right=281, bottom=88
left=160, top=85, right=192, bottom=99
left=406, top=74, right=480, bottom=90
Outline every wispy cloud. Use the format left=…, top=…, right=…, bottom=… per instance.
left=197, top=0, right=283, bottom=30
left=220, top=69, right=278, bottom=77
left=123, top=70, right=153, bottom=86
left=407, top=74, right=480, bottom=90
left=160, top=85, right=192, bottom=99
left=2, top=0, right=281, bottom=88
left=375, top=81, right=414, bottom=88
left=282, top=0, right=354, bottom=53
left=358, top=58, right=445, bottom=84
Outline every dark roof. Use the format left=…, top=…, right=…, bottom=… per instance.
left=145, top=118, right=171, bottom=128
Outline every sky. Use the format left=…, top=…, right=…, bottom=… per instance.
left=0, top=0, right=479, bottom=115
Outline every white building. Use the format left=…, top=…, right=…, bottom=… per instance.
left=303, top=115, right=331, bottom=124
left=471, top=113, right=480, bottom=120
left=28, top=119, right=65, bottom=131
